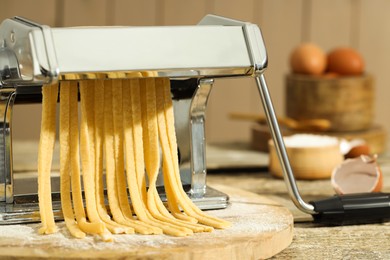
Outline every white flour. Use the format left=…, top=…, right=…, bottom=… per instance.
left=283, top=134, right=339, bottom=148
left=0, top=190, right=293, bottom=254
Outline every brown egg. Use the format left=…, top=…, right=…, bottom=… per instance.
left=290, top=43, right=327, bottom=75
left=345, top=144, right=370, bottom=159
left=327, top=47, right=364, bottom=75
left=340, top=138, right=371, bottom=159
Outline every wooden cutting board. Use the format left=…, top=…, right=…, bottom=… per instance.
left=0, top=185, right=293, bottom=259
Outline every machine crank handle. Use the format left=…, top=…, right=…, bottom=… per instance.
left=310, top=192, right=390, bottom=225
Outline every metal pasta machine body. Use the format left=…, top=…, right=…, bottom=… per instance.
left=0, top=15, right=271, bottom=224
left=0, top=14, right=339, bottom=225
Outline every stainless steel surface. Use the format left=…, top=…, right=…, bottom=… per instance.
left=4, top=91, right=15, bottom=203
left=190, top=79, right=213, bottom=196
left=0, top=89, right=15, bottom=203
left=198, top=14, right=267, bottom=74
left=255, top=74, right=316, bottom=215
left=0, top=16, right=264, bottom=86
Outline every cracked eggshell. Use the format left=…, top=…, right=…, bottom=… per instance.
left=331, top=155, right=382, bottom=195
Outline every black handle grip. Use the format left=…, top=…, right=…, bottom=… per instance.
left=310, top=193, right=390, bottom=225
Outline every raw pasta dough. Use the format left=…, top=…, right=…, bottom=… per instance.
left=37, top=84, right=58, bottom=235
left=37, top=78, right=231, bottom=240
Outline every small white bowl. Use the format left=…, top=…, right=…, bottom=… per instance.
left=268, top=134, right=344, bottom=180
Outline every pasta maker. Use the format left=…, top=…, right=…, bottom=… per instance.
left=1, top=15, right=389, bottom=226
left=0, top=15, right=268, bottom=224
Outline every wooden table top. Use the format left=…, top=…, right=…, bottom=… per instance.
left=207, top=151, right=390, bottom=259
left=6, top=141, right=390, bottom=259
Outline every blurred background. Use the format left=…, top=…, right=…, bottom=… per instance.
left=1, top=0, right=389, bottom=150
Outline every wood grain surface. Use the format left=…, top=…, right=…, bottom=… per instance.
left=285, top=74, right=375, bottom=132
left=208, top=151, right=390, bottom=259
left=0, top=185, right=293, bottom=260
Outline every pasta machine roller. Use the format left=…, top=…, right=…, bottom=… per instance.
left=3, top=14, right=386, bottom=226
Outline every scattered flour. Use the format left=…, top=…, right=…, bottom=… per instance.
left=0, top=191, right=293, bottom=255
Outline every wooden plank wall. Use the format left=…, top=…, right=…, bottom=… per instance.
left=1, top=0, right=389, bottom=149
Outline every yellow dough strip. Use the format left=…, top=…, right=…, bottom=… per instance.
left=149, top=81, right=212, bottom=232
left=79, top=81, right=99, bottom=221
left=104, top=80, right=159, bottom=235
left=157, top=78, right=231, bottom=229
left=123, top=79, right=177, bottom=235
left=59, top=81, right=86, bottom=238
left=161, top=165, right=197, bottom=224
left=139, top=78, right=167, bottom=217
left=152, top=78, right=213, bottom=232
left=123, top=79, right=191, bottom=236
left=119, top=79, right=168, bottom=235
left=93, top=79, right=110, bottom=221
left=135, top=79, right=196, bottom=234
left=80, top=81, right=134, bottom=240
left=137, top=77, right=202, bottom=234
left=135, top=79, right=192, bottom=236
left=111, top=79, right=135, bottom=221
left=93, top=79, right=133, bottom=235
left=79, top=81, right=112, bottom=240
left=65, top=81, right=107, bottom=237
left=160, top=164, right=212, bottom=232
left=155, top=81, right=200, bottom=221
left=163, top=88, right=230, bottom=228
left=111, top=79, right=157, bottom=234
left=79, top=80, right=126, bottom=235
left=152, top=78, right=197, bottom=224
left=38, top=84, right=58, bottom=235
left=70, top=81, right=118, bottom=236
left=151, top=190, right=209, bottom=232
left=132, top=80, right=147, bottom=204
left=103, top=80, right=126, bottom=226
left=140, top=78, right=208, bottom=233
